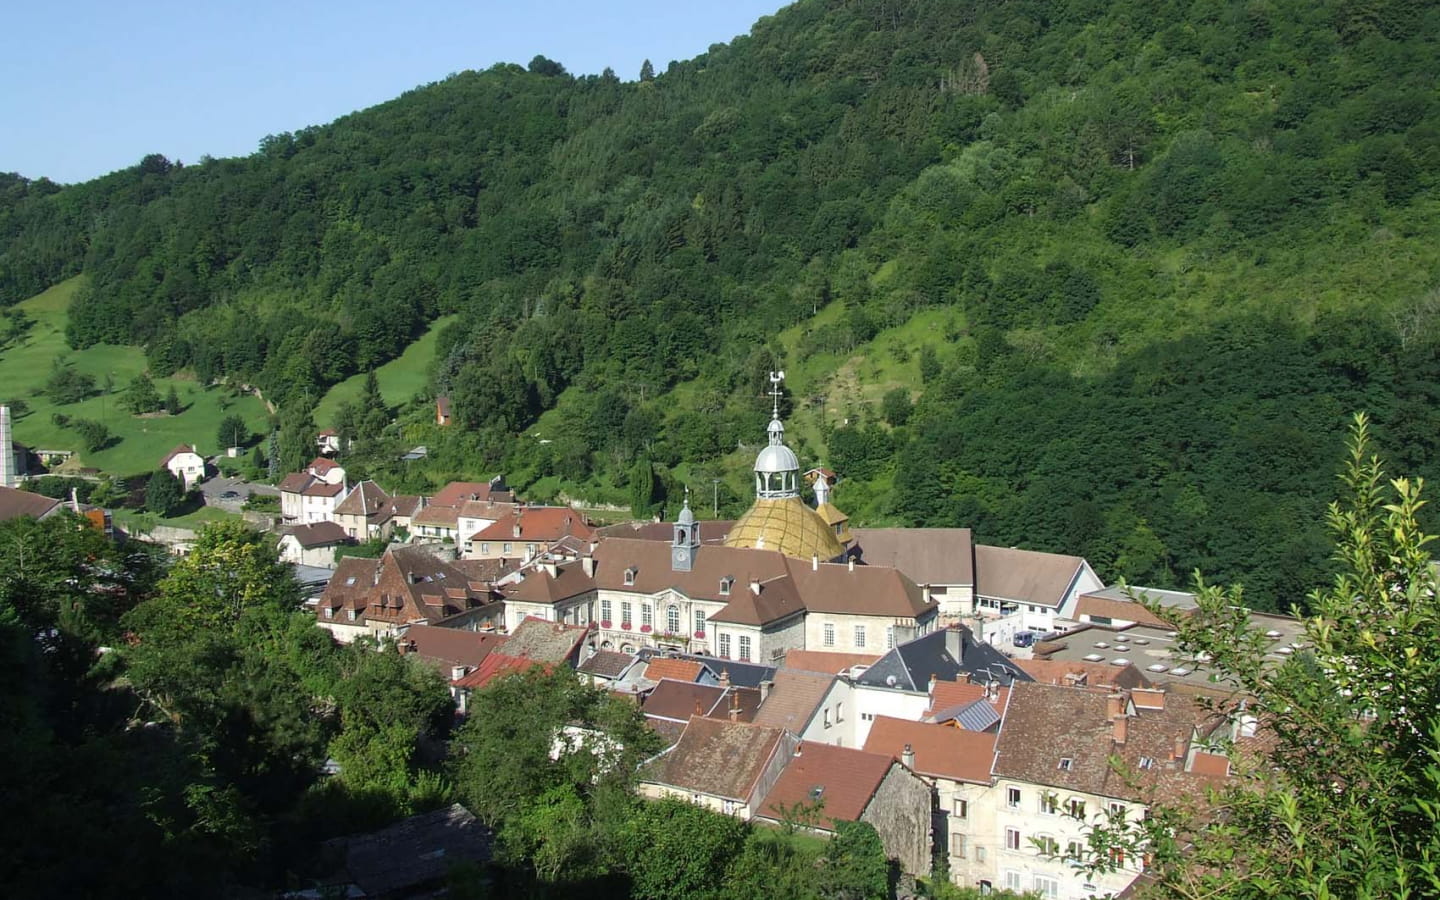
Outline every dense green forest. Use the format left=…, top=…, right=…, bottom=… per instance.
left=4, top=0, right=1440, bottom=609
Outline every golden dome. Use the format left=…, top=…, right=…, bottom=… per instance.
left=723, top=497, right=846, bottom=561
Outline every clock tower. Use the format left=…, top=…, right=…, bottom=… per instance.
left=672, top=492, right=700, bottom=572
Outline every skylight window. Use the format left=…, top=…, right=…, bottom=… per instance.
left=1083, top=653, right=1105, bottom=661
left=1094, top=642, right=1110, bottom=649
left=1170, top=666, right=1193, bottom=676
left=1147, top=664, right=1169, bottom=673
left=1110, top=658, right=1131, bottom=666
left=1138, top=756, right=1155, bottom=770
left=1057, top=758, right=1074, bottom=771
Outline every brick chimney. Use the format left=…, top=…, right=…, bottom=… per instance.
left=1173, top=733, right=1188, bottom=763
left=1108, top=691, right=1129, bottom=745
left=719, top=669, right=731, bottom=688
left=728, top=690, right=741, bottom=722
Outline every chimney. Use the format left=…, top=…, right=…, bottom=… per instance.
left=1113, top=714, right=1128, bottom=745
left=760, top=679, right=773, bottom=702
left=728, top=690, right=741, bottom=722
left=812, top=554, right=819, bottom=571
left=1106, top=692, right=1126, bottom=720
left=719, top=669, right=731, bottom=688
left=694, top=699, right=704, bottom=716
left=70, top=487, right=81, bottom=513
left=750, top=579, right=762, bottom=596
left=1108, top=691, right=1129, bottom=745
left=956, top=671, right=971, bottom=685
left=1173, top=733, right=1188, bottom=763
left=581, top=556, right=596, bottom=577
left=542, top=561, right=558, bottom=579
left=848, top=557, right=855, bottom=572
left=945, top=627, right=964, bottom=664
left=928, top=673, right=938, bottom=701
left=451, top=665, right=469, bottom=681
left=902, top=743, right=916, bottom=770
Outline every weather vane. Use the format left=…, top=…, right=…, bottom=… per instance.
left=768, top=370, right=786, bottom=419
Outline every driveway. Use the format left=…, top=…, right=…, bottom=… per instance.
left=200, top=473, right=279, bottom=509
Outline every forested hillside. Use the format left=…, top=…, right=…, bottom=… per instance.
left=3, top=0, right=1439, bottom=610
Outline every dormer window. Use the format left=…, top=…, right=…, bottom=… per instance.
left=346, top=609, right=357, bottom=622
left=719, top=576, right=734, bottom=596
left=624, top=566, right=638, bottom=586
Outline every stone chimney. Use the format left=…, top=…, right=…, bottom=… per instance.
left=1173, top=733, right=1188, bottom=763
left=719, top=669, right=731, bottom=688
left=760, top=679, right=773, bottom=702
left=542, top=561, right=558, bottom=579
left=848, top=556, right=855, bottom=572
left=581, top=555, right=596, bottom=577
left=945, top=627, right=964, bottom=664
left=728, top=690, right=741, bottom=722
left=902, top=743, right=916, bottom=770
left=928, top=673, right=938, bottom=701
left=750, top=579, right=762, bottom=596
left=812, top=554, right=819, bottom=571
left=0, top=405, right=15, bottom=488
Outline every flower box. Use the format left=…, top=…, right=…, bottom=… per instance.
left=640, top=625, right=652, bottom=633
left=621, top=622, right=632, bottom=631
left=600, top=620, right=612, bottom=629
left=693, top=630, right=707, bottom=639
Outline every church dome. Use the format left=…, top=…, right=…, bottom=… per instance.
left=723, top=497, right=846, bottom=562
left=754, top=442, right=801, bottom=475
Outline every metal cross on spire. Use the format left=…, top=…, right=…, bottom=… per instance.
left=768, top=370, right=786, bottom=419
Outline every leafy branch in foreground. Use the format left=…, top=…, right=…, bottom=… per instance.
left=1096, top=413, right=1440, bottom=899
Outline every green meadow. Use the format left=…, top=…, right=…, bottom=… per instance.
left=1, top=277, right=272, bottom=478
left=312, top=314, right=457, bottom=428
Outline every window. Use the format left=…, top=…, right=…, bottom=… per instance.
left=738, top=635, right=752, bottom=662
left=323, top=607, right=334, bottom=619
left=1004, top=870, right=1022, bottom=891
left=1035, top=834, right=1060, bottom=856
left=835, top=702, right=844, bottom=722
left=1138, top=755, right=1156, bottom=770
left=1057, top=757, right=1074, bottom=771
left=1033, top=875, right=1059, bottom=899
left=1007, top=787, right=1022, bottom=809
left=1108, top=802, right=1128, bottom=819
left=719, top=576, right=733, bottom=595
left=722, top=799, right=738, bottom=815
left=1066, top=798, right=1087, bottom=819
left=824, top=708, right=832, bottom=728
left=719, top=634, right=732, bottom=658
left=950, top=834, right=967, bottom=859
left=694, top=609, right=706, bottom=635
left=480, top=542, right=489, bottom=554
left=1065, top=841, right=1083, bottom=861
left=621, top=602, right=632, bottom=626
left=347, top=609, right=357, bottom=622
left=600, top=599, right=612, bottom=623
left=666, top=605, right=681, bottom=634
left=503, top=542, right=512, bottom=554
left=1109, top=847, right=1127, bottom=867
left=886, top=625, right=895, bottom=649
left=976, top=847, right=986, bottom=863
left=1039, top=793, right=1059, bottom=815
left=642, top=603, right=653, bottom=628
left=624, top=567, right=637, bottom=586
left=854, top=625, right=866, bottom=648
left=823, top=623, right=836, bottom=647
left=1005, top=829, right=1021, bottom=851
left=953, top=798, right=968, bottom=819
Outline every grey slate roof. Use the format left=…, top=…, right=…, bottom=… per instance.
left=323, top=803, right=492, bottom=897
left=855, top=627, right=1030, bottom=691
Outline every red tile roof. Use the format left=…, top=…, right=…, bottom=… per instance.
left=645, top=658, right=705, bottom=683
left=863, top=716, right=997, bottom=784
left=470, top=507, right=596, bottom=544
left=400, top=624, right=508, bottom=670
left=453, top=653, right=551, bottom=690
left=159, top=444, right=198, bottom=468
left=759, top=742, right=895, bottom=829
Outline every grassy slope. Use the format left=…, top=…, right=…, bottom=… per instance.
left=2, top=277, right=272, bottom=477
left=312, top=314, right=457, bottom=428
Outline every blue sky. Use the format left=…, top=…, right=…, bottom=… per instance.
left=1, top=1, right=789, bottom=184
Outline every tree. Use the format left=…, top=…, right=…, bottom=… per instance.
left=881, top=387, right=913, bottom=426
left=817, top=821, right=890, bottom=900
left=217, top=413, right=250, bottom=450
left=121, top=373, right=163, bottom=414
left=640, top=59, right=655, bottom=82
left=630, top=457, right=663, bottom=519
left=71, top=418, right=112, bottom=452
left=44, top=364, right=96, bottom=405
left=145, top=467, right=185, bottom=516
left=164, top=384, right=182, bottom=414
left=1094, top=414, right=1440, bottom=898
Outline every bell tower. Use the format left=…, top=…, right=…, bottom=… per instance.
left=672, top=490, right=700, bottom=572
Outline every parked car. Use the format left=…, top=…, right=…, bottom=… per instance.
left=1012, top=630, right=1037, bottom=648
left=219, top=490, right=241, bottom=500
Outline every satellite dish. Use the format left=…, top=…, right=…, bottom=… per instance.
left=886, top=675, right=897, bottom=687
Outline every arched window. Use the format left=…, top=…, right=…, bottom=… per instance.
left=666, top=605, right=681, bottom=634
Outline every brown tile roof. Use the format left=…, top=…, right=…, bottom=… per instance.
left=974, top=544, right=1088, bottom=606
left=852, top=527, right=975, bottom=586
left=758, top=742, right=894, bottom=829
left=1074, top=593, right=1171, bottom=628
left=433, top=481, right=506, bottom=507
left=400, top=625, right=507, bottom=670
left=577, top=649, right=637, bottom=679
left=159, top=444, right=198, bottom=468
left=302, top=480, right=345, bottom=498
left=643, top=680, right=761, bottom=723
left=458, top=498, right=515, bottom=521
left=413, top=504, right=461, bottom=529
left=645, top=717, right=785, bottom=801
left=453, top=653, right=550, bottom=689
left=991, top=682, right=1226, bottom=802
left=307, top=457, right=340, bottom=474
left=287, top=521, right=350, bottom=548
left=499, top=561, right=596, bottom=605
left=471, top=507, right=596, bottom=544
left=752, top=669, right=834, bottom=732
left=782, top=650, right=883, bottom=675
left=334, top=480, right=391, bottom=517
left=644, top=658, right=706, bottom=683
left=0, top=485, right=62, bottom=522
left=595, top=520, right=733, bottom=544
left=452, top=557, right=520, bottom=585
left=278, top=472, right=314, bottom=493
left=863, top=716, right=997, bottom=784
left=499, top=617, right=589, bottom=664
left=1015, top=658, right=1153, bottom=691
left=389, top=495, right=424, bottom=518
left=590, top=538, right=930, bottom=627
left=318, top=545, right=493, bottom=626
